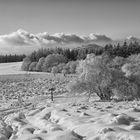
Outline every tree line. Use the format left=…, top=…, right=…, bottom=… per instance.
left=21, top=41, right=140, bottom=75
left=104, top=41, right=140, bottom=58
left=23, top=41, right=140, bottom=63
left=25, top=46, right=102, bottom=63
left=68, top=52, right=140, bottom=101
left=0, top=54, right=26, bottom=63
left=21, top=45, right=101, bottom=74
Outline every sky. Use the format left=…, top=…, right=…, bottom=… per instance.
left=0, top=0, right=140, bottom=39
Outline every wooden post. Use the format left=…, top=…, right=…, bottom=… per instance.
left=51, top=91, right=53, bottom=101
left=49, top=87, right=55, bottom=102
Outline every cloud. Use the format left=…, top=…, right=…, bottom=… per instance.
left=87, top=34, right=112, bottom=42
left=0, top=29, right=112, bottom=45
left=37, top=33, right=112, bottom=44
left=126, top=36, right=140, bottom=42
left=37, top=33, right=84, bottom=44
left=0, top=29, right=40, bottom=46
left=0, top=29, right=112, bottom=54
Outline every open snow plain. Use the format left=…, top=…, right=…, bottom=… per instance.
left=0, top=62, right=140, bottom=140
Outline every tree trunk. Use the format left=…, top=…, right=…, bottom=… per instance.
left=97, top=86, right=112, bottom=101
left=97, top=86, right=104, bottom=100
left=87, top=91, right=92, bottom=102
left=51, top=91, right=53, bottom=101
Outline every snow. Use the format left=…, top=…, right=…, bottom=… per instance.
left=0, top=62, right=140, bottom=140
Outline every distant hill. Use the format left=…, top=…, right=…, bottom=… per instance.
left=75, top=43, right=102, bottom=50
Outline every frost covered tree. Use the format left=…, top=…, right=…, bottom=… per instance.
left=111, top=78, right=138, bottom=100
left=122, top=54, right=140, bottom=79
left=62, top=69, right=69, bottom=77
left=57, top=63, right=66, bottom=73
left=121, top=57, right=140, bottom=98
left=21, top=57, right=32, bottom=71
left=68, top=54, right=113, bottom=100
left=29, top=62, right=37, bottom=71
left=42, top=54, right=67, bottom=72
left=67, top=61, right=79, bottom=73
left=110, top=56, right=126, bottom=70
left=36, top=57, right=45, bottom=71
left=51, top=66, right=59, bottom=76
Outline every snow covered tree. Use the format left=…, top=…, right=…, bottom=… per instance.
left=111, top=78, right=138, bottom=100
left=67, top=61, right=79, bottom=73
left=121, top=58, right=140, bottom=98
left=42, top=54, right=67, bottom=72
left=29, top=62, right=37, bottom=71
left=68, top=54, right=113, bottom=100
left=122, top=54, right=140, bottom=78
left=36, top=57, right=45, bottom=71
left=110, top=56, right=126, bottom=70
left=21, top=57, right=32, bottom=71
left=51, top=66, right=59, bottom=76
left=57, top=63, right=66, bottom=73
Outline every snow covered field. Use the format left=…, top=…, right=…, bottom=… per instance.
left=0, top=62, right=23, bottom=75
left=0, top=62, right=140, bottom=140
left=0, top=62, right=48, bottom=75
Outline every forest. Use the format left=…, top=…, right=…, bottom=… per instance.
left=21, top=41, right=140, bottom=75
left=0, top=54, right=25, bottom=63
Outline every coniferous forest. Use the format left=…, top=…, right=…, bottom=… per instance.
left=0, top=54, right=26, bottom=63
left=21, top=41, right=140, bottom=74
left=2, top=41, right=140, bottom=65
